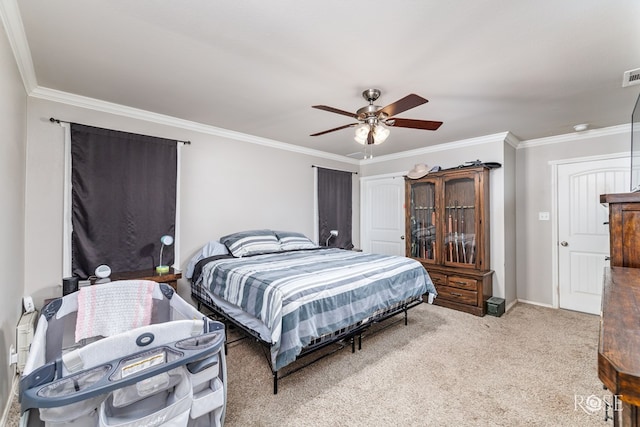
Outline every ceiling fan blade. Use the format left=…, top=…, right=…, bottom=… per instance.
left=312, top=105, right=358, bottom=119
left=389, top=118, right=443, bottom=131
left=378, top=94, right=428, bottom=118
left=310, top=123, right=358, bottom=136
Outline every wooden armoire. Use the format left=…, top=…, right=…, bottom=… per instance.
left=405, top=165, right=495, bottom=316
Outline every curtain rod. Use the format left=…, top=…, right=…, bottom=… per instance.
left=49, top=117, right=191, bottom=145
left=311, top=165, right=358, bottom=175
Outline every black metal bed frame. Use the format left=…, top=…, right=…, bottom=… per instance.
left=192, top=292, right=424, bottom=394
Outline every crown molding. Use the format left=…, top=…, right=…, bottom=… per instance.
left=31, top=81, right=626, bottom=166
left=34, top=81, right=517, bottom=167
left=0, top=0, right=37, bottom=93
left=360, top=131, right=516, bottom=164
left=504, top=132, right=521, bottom=149
left=518, top=124, right=629, bottom=149
left=30, top=86, right=359, bottom=165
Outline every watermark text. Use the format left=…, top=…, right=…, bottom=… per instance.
left=575, top=394, right=622, bottom=416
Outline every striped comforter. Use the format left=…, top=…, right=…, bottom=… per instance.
left=196, top=248, right=436, bottom=370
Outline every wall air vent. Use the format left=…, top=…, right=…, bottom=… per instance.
left=623, top=68, right=640, bottom=87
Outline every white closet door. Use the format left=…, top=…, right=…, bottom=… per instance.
left=558, top=157, right=629, bottom=314
left=361, top=176, right=405, bottom=255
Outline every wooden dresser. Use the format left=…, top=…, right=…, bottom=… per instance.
left=599, top=192, right=640, bottom=426
left=601, top=192, right=640, bottom=268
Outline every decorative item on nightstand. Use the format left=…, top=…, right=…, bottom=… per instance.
left=156, top=235, right=174, bottom=274
left=325, top=229, right=338, bottom=247
left=94, top=264, right=111, bottom=284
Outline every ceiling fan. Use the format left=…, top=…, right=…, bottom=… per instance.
left=310, top=88, right=443, bottom=145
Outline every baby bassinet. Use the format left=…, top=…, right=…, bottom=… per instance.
left=19, top=280, right=226, bottom=427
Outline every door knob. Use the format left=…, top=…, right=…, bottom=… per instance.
left=400, top=235, right=405, bottom=240
left=560, top=241, right=568, bottom=247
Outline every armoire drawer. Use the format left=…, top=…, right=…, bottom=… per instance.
left=436, top=285, right=477, bottom=306
left=447, top=276, right=479, bottom=291
left=429, top=272, right=447, bottom=287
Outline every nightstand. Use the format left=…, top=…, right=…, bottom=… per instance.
left=110, top=267, right=182, bottom=291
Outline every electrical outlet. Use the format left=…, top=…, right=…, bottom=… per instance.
left=9, top=344, right=17, bottom=366
left=539, top=212, right=550, bottom=221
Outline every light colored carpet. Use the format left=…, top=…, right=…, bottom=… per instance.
left=223, top=302, right=605, bottom=427
left=7, top=302, right=606, bottom=426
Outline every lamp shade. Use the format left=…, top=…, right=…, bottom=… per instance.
left=354, top=124, right=370, bottom=145
left=373, top=124, right=390, bottom=144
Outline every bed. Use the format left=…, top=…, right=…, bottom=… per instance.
left=188, top=230, right=436, bottom=393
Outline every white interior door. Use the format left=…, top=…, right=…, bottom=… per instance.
left=361, top=176, right=405, bottom=255
left=558, top=157, right=629, bottom=314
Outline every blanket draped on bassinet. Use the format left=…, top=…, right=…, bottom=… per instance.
left=75, top=280, right=155, bottom=342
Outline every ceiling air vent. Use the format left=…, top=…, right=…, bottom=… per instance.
left=622, top=68, right=640, bottom=87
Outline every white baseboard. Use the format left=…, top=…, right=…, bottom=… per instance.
left=505, top=299, right=518, bottom=313
left=514, top=298, right=555, bottom=309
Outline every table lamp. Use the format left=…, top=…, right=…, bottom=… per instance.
left=325, top=229, right=338, bottom=247
left=156, top=235, right=174, bottom=273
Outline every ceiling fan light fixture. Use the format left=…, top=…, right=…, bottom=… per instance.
left=354, top=124, right=370, bottom=144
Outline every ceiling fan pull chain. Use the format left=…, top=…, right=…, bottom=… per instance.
left=364, top=144, right=373, bottom=160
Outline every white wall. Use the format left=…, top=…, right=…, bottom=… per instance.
left=503, top=142, right=517, bottom=305
left=0, top=18, right=27, bottom=415
left=515, top=128, right=629, bottom=306
left=23, top=97, right=359, bottom=306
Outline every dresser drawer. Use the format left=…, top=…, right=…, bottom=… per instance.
left=436, top=285, right=478, bottom=306
left=429, top=272, right=447, bottom=287
left=447, top=276, right=479, bottom=291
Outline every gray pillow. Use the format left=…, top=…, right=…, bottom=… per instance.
left=220, top=229, right=281, bottom=257
left=274, top=231, right=318, bottom=251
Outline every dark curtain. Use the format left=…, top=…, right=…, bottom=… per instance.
left=71, top=124, right=177, bottom=278
left=317, top=167, right=353, bottom=249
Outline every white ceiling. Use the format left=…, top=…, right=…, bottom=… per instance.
left=8, top=0, right=640, bottom=158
